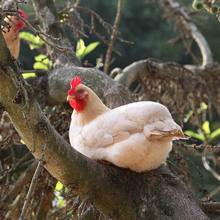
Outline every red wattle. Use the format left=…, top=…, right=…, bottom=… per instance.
left=70, top=99, right=85, bottom=111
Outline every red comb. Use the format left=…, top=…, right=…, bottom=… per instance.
left=68, top=76, right=82, bottom=95
left=18, top=9, right=27, bottom=20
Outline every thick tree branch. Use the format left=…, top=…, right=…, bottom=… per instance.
left=114, top=59, right=198, bottom=88
left=26, top=66, right=133, bottom=109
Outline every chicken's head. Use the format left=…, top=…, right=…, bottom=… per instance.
left=6, top=9, right=27, bottom=31
left=13, top=9, right=27, bottom=30
left=67, top=77, right=89, bottom=111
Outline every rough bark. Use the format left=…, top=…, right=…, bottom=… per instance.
left=32, top=0, right=81, bottom=67
left=27, top=66, right=133, bottom=108
left=0, top=31, right=209, bottom=219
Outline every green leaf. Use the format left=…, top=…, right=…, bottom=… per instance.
left=33, top=55, right=52, bottom=70
left=202, top=121, right=210, bottom=135
left=13, top=172, right=19, bottom=180
left=210, top=128, right=220, bottom=139
left=80, top=42, right=100, bottom=59
left=33, top=62, right=48, bottom=70
left=22, top=73, right=36, bottom=79
left=34, top=54, right=46, bottom=62
left=76, top=39, right=86, bottom=58
left=76, top=39, right=100, bottom=59
left=197, top=102, right=208, bottom=114
left=66, top=210, right=73, bottom=216
left=57, top=195, right=65, bottom=208
left=185, top=130, right=205, bottom=141
left=60, top=13, right=69, bottom=23
left=95, top=57, right=104, bottom=69
left=19, top=32, right=44, bottom=50
left=185, top=110, right=193, bottom=122
left=200, top=102, right=208, bottom=109
left=185, top=102, right=208, bottom=122
left=55, top=181, right=63, bottom=191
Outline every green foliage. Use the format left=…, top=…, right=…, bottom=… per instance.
left=95, top=57, right=104, bottom=69
left=185, top=130, right=205, bottom=141
left=185, top=120, right=220, bottom=141
left=19, top=32, right=45, bottom=50
left=60, top=13, right=69, bottom=23
left=34, top=54, right=52, bottom=70
left=185, top=102, right=220, bottom=141
left=55, top=181, right=63, bottom=191
left=185, top=102, right=207, bottom=122
left=20, top=139, right=25, bottom=145
left=53, top=181, right=68, bottom=208
left=76, top=39, right=100, bottom=59
left=12, top=172, right=19, bottom=180
left=66, top=210, right=73, bottom=216
left=22, top=55, right=51, bottom=79
left=20, top=32, right=51, bottom=78
left=22, top=73, right=36, bottom=79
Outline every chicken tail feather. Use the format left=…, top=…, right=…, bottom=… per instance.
left=149, top=129, right=190, bottom=140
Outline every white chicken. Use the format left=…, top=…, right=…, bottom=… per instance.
left=67, top=76, right=188, bottom=172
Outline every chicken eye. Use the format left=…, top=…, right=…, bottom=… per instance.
left=78, top=89, right=83, bottom=94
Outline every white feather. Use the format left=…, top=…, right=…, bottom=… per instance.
left=69, top=98, right=186, bottom=172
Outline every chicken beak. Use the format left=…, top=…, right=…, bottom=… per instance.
left=67, top=95, right=75, bottom=101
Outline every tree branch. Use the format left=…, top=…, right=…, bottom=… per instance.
left=31, top=0, right=81, bottom=67
left=104, top=0, right=123, bottom=73
left=201, top=201, right=220, bottom=216
left=0, top=161, right=37, bottom=210
left=165, top=0, right=213, bottom=67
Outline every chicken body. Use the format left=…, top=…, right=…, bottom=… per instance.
left=2, top=10, right=27, bottom=59
left=68, top=77, right=188, bottom=172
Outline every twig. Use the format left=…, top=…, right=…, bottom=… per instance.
left=0, top=161, right=38, bottom=210
left=200, top=201, right=220, bottom=216
left=104, top=0, right=123, bottom=73
left=202, top=185, right=220, bottom=202
left=0, top=0, right=14, bottom=8
left=209, top=185, right=220, bottom=198
left=74, top=0, right=81, bottom=7
left=21, top=69, right=48, bottom=75
left=202, top=155, right=220, bottom=181
left=0, top=131, right=16, bottom=150
left=0, top=152, right=31, bottom=182
left=165, top=0, right=213, bottom=66
left=16, top=12, right=71, bottom=59
left=19, top=161, right=43, bottom=220
left=0, top=122, right=13, bottom=130
left=19, top=129, right=48, bottom=220
left=77, top=192, right=93, bottom=220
